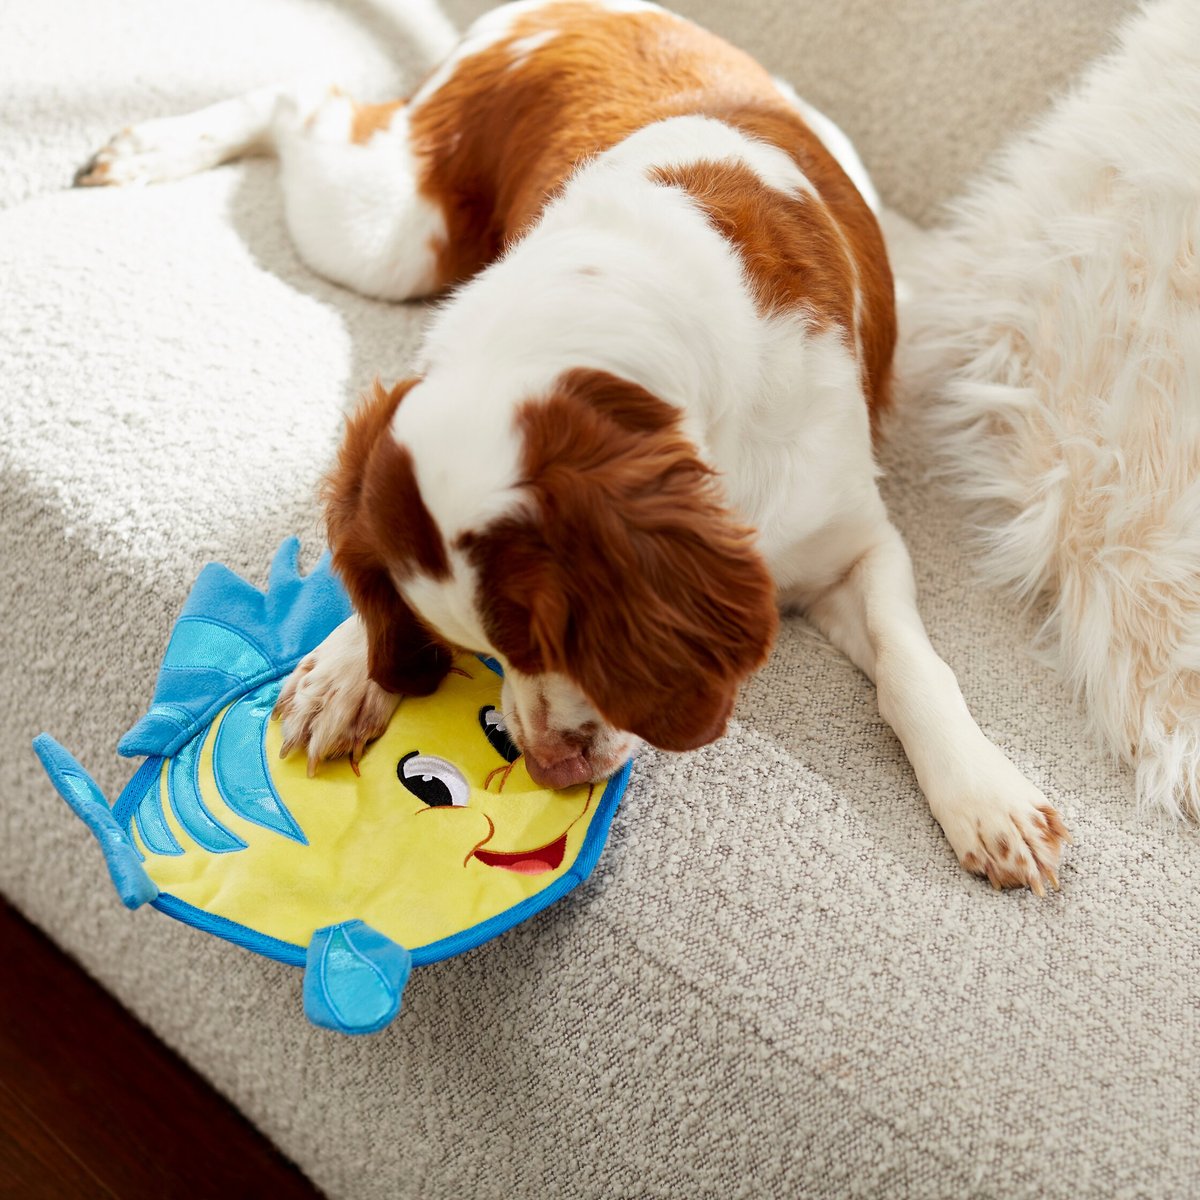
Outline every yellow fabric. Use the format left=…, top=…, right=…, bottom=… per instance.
left=131, top=655, right=602, bottom=951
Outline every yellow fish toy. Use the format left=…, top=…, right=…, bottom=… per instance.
left=34, top=540, right=631, bottom=1034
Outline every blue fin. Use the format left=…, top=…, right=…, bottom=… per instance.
left=120, top=539, right=352, bottom=760
left=32, top=735, right=158, bottom=909
left=166, top=732, right=246, bottom=854
left=212, top=680, right=306, bottom=844
left=304, top=921, right=412, bottom=1035
left=133, top=768, right=184, bottom=857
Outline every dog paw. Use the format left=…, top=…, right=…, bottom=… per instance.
left=931, top=749, right=1071, bottom=896
left=272, top=620, right=399, bottom=776
left=73, top=118, right=217, bottom=187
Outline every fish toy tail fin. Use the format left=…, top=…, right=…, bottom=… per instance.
left=32, top=734, right=159, bottom=910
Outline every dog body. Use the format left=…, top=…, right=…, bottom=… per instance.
left=80, top=0, right=1068, bottom=890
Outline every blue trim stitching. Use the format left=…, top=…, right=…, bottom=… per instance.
left=151, top=893, right=306, bottom=967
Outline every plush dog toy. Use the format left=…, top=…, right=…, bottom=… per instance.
left=34, top=540, right=629, bottom=1034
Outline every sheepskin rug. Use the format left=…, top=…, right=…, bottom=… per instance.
left=904, top=0, right=1200, bottom=819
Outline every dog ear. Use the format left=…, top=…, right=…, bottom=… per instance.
left=563, top=491, right=778, bottom=752
left=469, top=484, right=776, bottom=751
left=330, top=537, right=453, bottom=696
left=461, top=532, right=567, bottom=678
left=466, top=372, right=778, bottom=750
left=324, top=378, right=453, bottom=696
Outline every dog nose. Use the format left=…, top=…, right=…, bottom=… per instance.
left=523, top=744, right=592, bottom=790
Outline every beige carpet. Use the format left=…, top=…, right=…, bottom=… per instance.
left=6, top=2, right=1193, bottom=1198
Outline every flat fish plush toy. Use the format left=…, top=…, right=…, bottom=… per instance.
left=34, top=540, right=630, bottom=1035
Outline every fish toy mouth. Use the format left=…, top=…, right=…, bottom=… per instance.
left=473, top=830, right=569, bottom=875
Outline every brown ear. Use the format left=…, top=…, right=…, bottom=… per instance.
left=567, top=486, right=778, bottom=751
left=573, top=526, right=774, bottom=753
left=329, top=536, right=453, bottom=696
left=465, top=371, right=778, bottom=751
left=323, top=378, right=452, bottom=696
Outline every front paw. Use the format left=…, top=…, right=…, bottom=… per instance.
left=931, top=750, right=1071, bottom=896
left=273, top=653, right=399, bottom=776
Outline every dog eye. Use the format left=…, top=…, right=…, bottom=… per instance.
left=397, top=752, right=470, bottom=808
left=479, top=706, right=521, bottom=763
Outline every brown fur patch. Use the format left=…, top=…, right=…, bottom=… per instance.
left=350, top=100, right=404, bottom=146
left=648, top=160, right=852, bottom=325
left=323, top=379, right=453, bottom=695
left=957, top=809, right=1069, bottom=895
left=458, top=369, right=778, bottom=751
left=409, top=3, right=792, bottom=282
left=405, top=2, right=894, bottom=419
left=650, top=108, right=896, bottom=421
left=553, top=366, right=680, bottom=434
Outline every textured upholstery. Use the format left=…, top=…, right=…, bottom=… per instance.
left=8, top=2, right=1191, bottom=1197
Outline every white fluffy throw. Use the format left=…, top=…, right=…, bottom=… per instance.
left=905, top=0, right=1200, bottom=819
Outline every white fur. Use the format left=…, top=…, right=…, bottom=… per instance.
left=904, top=0, right=1200, bottom=821
left=599, top=114, right=817, bottom=198
left=409, top=1, right=535, bottom=106
left=74, top=86, right=293, bottom=185
left=507, top=30, right=559, bottom=68
left=501, top=668, right=640, bottom=786
left=403, top=0, right=663, bottom=105
left=275, top=614, right=400, bottom=775
left=276, top=101, right=446, bottom=300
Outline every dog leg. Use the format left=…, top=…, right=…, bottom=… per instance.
left=73, top=85, right=303, bottom=187
left=75, top=84, right=447, bottom=300
left=799, top=518, right=1070, bottom=894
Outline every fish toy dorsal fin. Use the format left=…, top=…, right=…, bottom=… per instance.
left=118, top=539, right=351, bottom=760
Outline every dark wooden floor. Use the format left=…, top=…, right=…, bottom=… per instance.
left=0, top=897, right=324, bottom=1199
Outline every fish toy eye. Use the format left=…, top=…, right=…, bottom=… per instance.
left=479, top=706, right=521, bottom=764
left=398, top=752, right=470, bottom=808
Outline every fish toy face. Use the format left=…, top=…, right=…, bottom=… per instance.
left=34, top=541, right=630, bottom=1035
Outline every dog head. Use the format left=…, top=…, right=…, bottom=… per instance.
left=325, top=368, right=778, bottom=787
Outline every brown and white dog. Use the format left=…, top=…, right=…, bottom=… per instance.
left=79, top=0, right=1069, bottom=891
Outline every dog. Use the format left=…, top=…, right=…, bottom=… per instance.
left=77, top=0, right=1069, bottom=892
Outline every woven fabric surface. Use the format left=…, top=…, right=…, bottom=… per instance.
left=3, top=2, right=1189, bottom=1198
